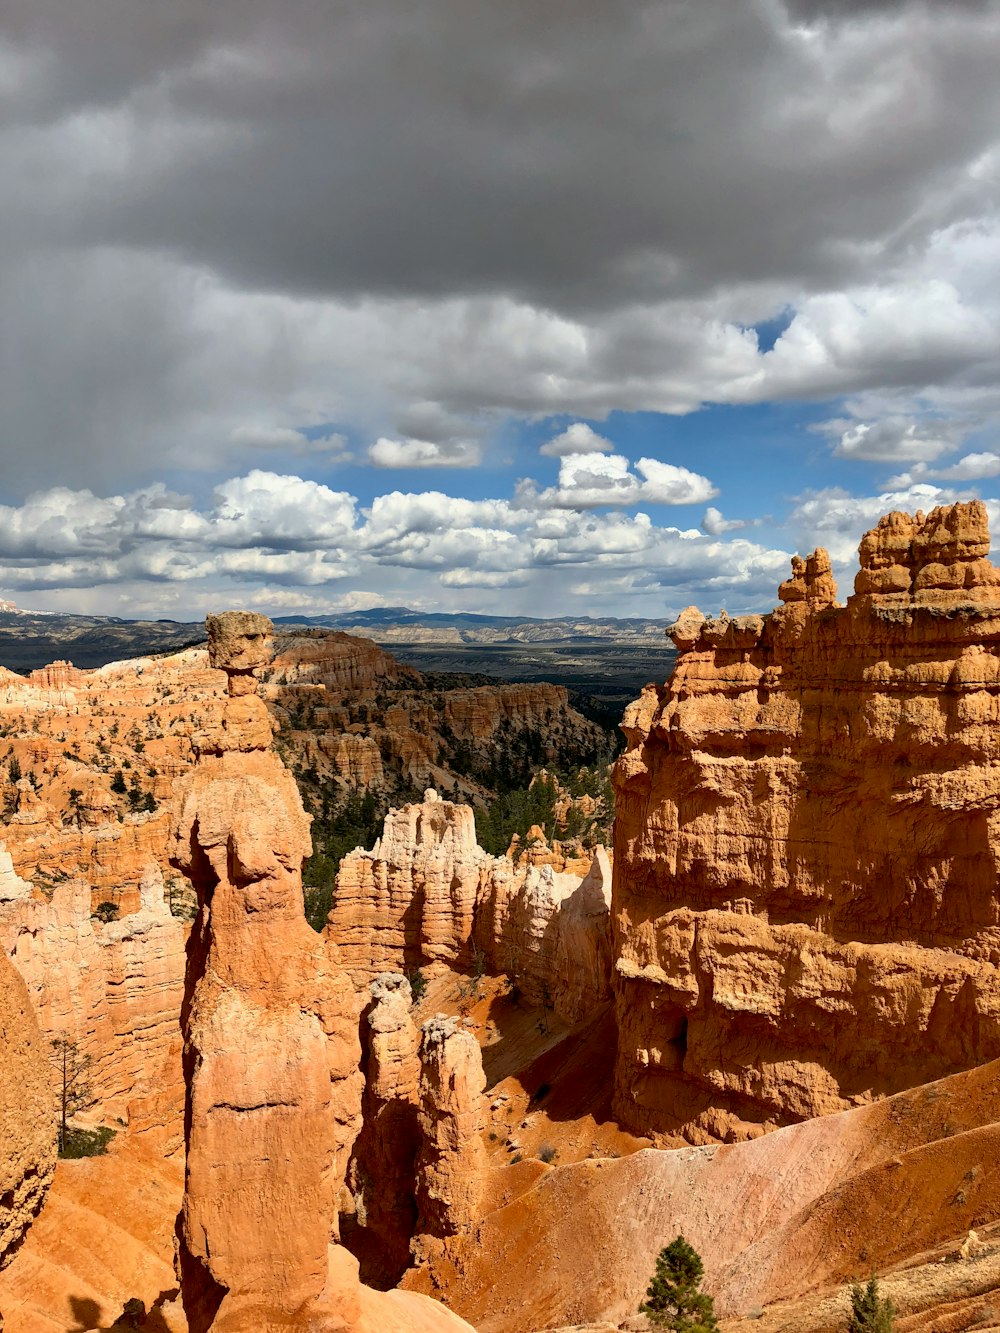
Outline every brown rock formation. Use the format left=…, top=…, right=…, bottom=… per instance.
left=613, top=499, right=1000, bottom=1142
left=413, top=1016, right=488, bottom=1250
left=854, top=501, right=1000, bottom=605
left=170, top=612, right=363, bottom=1332
left=0, top=948, right=56, bottom=1270
left=330, top=790, right=613, bottom=1024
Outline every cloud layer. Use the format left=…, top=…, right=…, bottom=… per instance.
left=3, top=1, right=1000, bottom=617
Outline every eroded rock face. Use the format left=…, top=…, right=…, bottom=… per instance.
left=330, top=790, right=613, bottom=1024
left=413, top=1016, right=487, bottom=1249
left=0, top=860, right=186, bottom=1127
left=613, top=500, right=1000, bottom=1143
left=348, top=973, right=422, bottom=1285
left=170, top=612, right=363, bottom=1332
left=0, top=949, right=56, bottom=1269
left=330, top=791, right=491, bottom=975
left=264, top=630, right=608, bottom=800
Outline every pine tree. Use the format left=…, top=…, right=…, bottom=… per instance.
left=639, top=1235, right=719, bottom=1333
left=847, top=1278, right=894, bottom=1333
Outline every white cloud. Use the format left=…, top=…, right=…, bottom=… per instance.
left=701, top=506, right=747, bottom=535
left=830, top=417, right=962, bottom=464
left=539, top=422, right=614, bottom=457
left=368, top=437, right=482, bottom=468
left=211, top=471, right=358, bottom=550
left=884, top=451, right=1000, bottom=488
left=0, top=470, right=794, bottom=621
left=523, top=452, right=718, bottom=510
left=439, top=568, right=531, bottom=589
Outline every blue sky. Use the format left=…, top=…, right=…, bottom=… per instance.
left=2, top=1, right=1000, bottom=621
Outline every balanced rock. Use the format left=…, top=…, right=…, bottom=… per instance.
left=170, top=613, right=362, bottom=1332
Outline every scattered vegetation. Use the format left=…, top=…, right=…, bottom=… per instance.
left=538, top=1143, right=558, bottom=1164
left=299, top=786, right=389, bottom=932
left=847, top=1278, right=895, bottom=1333
left=474, top=773, right=560, bottom=855
left=92, top=900, right=119, bottom=924
left=49, top=1037, right=94, bottom=1156
left=640, top=1235, right=719, bottom=1333
left=60, top=1125, right=116, bottom=1159
left=407, top=967, right=428, bottom=1006
left=112, top=1298, right=147, bottom=1331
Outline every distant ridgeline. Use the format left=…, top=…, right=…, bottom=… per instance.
left=0, top=607, right=676, bottom=714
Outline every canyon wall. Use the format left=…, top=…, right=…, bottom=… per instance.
left=0, top=651, right=216, bottom=1123
left=265, top=630, right=610, bottom=799
left=612, top=500, right=1000, bottom=1142
left=329, top=789, right=613, bottom=1024
left=0, top=862, right=186, bottom=1125
left=0, top=948, right=55, bottom=1271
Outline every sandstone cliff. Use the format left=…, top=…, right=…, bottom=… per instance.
left=613, top=500, right=1000, bottom=1142
left=329, top=790, right=613, bottom=1025
left=265, top=630, right=611, bottom=801
left=0, top=948, right=55, bottom=1271
left=0, top=862, right=186, bottom=1127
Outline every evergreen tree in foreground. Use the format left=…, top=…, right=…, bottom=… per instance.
left=847, top=1278, right=895, bottom=1333
left=640, top=1235, right=718, bottom=1333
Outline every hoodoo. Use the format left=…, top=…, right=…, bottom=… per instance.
left=170, top=612, right=362, bottom=1331
left=613, top=501, right=1000, bottom=1142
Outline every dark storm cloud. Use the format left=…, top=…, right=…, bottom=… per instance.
left=5, top=0, right=1000, bottom=310
left=2, top=0, right=1000, bottom=500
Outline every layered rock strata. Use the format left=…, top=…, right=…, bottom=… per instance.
left=265, top=630, right=609, bottom=798
left=329, top=790, right=613, bottom=1024
left=0, top=859, right=186, bottom=1124
left=613, top=500, right=1000, bottom=1142
left=170, top=612, right=363, bottom=1332
left=0, top=950, right=55, bottom=1270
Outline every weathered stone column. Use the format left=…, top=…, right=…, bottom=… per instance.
left=171, top=612, right=361, bottom=1333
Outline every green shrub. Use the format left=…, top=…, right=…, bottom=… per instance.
left=848, top=1278, right=895, bottom=1333
left=538, top=1144, right=558, bottom=1164
left=639, top=1235, right=718, bottom=1333
left=407, top=968, right=428, bottom=1005
left=60, top=1125, right=116, bottom=1159
left=92, top=901, right=119, bottom=924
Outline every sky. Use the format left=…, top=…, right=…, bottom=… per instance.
left=3, top=0, right=1000, bottom=622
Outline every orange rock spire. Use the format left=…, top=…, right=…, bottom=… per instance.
left=171, top=612, right=362, bottom=1332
